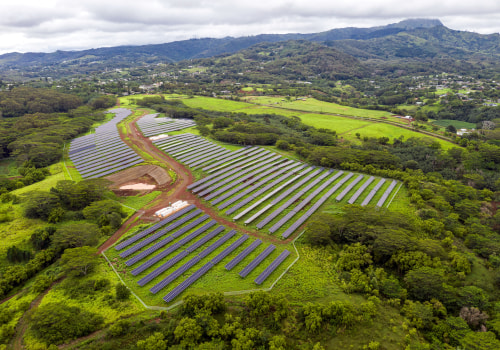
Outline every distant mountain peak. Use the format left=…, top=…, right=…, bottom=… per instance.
left=387, top=18, right=443, bottom=30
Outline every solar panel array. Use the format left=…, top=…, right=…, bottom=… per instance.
left=152, top=133, right=240, bottom=169
left=165, top=134, right=401, bottom=238
left=68, top=108, right=144, bottom=178
left=136, top=113, right=196, bottom=137
left=113, top=203, right=290, bottom=303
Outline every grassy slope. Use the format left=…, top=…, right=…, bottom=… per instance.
left=178, top=96, right=456, bottom=149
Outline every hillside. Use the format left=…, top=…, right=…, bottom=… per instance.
left=1, top=18, right=500, bottom=81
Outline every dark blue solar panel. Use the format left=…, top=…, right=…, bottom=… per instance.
left=115, top=205, right=196, bottom=250
left=163, top=262, right=214, bottom=302
left=137, top=250, right=189, bottom=286
left=124, top=214, right=209, bottom=266
left=119, top=209, right=202, bottom=258
left=150, top=256, right=201, bottom=294
left=225, top=239, right=262, bottom=270
left=239, top=245, right=275, bottom=278
left=255, top=250, right=290, bottom=285
left=198, top=230, right=237, bottom=259
left=377, top=180, right=398, bottom=207
left=348, top=176, right=375, bottom=204
left=211, top=234, right=249, bottom=265
left=336, top=175, right=364, bottom=201
left=361, top=178, right=386, bottom=206
left=131, top=220, right=215, bottom=276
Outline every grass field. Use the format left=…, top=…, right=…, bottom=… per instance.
left=299, top=114, right=456, bottom=149
left=246, top=96, right=396, bottom=120
left=175, top=96, right=456, bottom=148
left=431, top=119, right=476, bottom=129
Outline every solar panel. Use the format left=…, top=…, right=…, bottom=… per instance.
left=198, top=230, right=237, bottom=259
left=124, top=215, right=210, bottom=266
left=376, top=180, right=398, bottom=207
left=225, top=239, right=262, bottom=271
left=335, top=175, right=364, bottom=201
left=226, top=164, right=310, bottom=216
left=185, top=226, right=225, bottom=253
left=254, top=250, right=290, bottom=285
left=115, top=205, right=196, bottom=250
left=208, top=160, right=294, bottom=203
left=201, top=147, right=256, bottom=171
left=163, top=262, right=214, bottom=302
left=213, top=161, right=299, bottom=207
left=131, top=220, right=215, bottom=276
left=257, top=169, right=328, bottom=229
left=119, top=209, right=202, bottom=258
left=199, top=156, right=282, bottom=198
left=150, top=256, right=201, bottom=294
left=239, top=245, right=276, bottom=278
left=211, top=234, right=249, bottom=265
left=361, top=178, right=386, bottom=206
left=347, top=176, right=375, bottom=204
left=137, top=250, right=189, bottom=286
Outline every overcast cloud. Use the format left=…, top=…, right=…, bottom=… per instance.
left=0, top=0, right=499, bottom=54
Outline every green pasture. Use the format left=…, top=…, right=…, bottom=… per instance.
left=176, top=96, right=453, bottom=148
left=296, top=113, right=455, bottom=149
left=431, top=119, right=476, bottom=129
left=246, top=96, right=396, bottom=120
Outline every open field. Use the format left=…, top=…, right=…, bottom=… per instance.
left=176, top=96, right=456, bottom=148
left=431, top=119, right=476, bottom=129
left=246, top=96, right=396, bottom=120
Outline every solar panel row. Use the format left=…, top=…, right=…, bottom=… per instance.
left=225, top=239, right=262, bottom=271
left=115, top=204, right=196, bottom=250
left=119, top=209, right=203, bottom=258
left=376, top=180, right=398, bottom=207
left=254, top=250, right=290, bottom=285
left=361, top=178, right=386, bottom=206
left=239, top=245, right=276, bottom=278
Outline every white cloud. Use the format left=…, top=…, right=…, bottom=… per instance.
left=0, top=0, right=499, bottom=54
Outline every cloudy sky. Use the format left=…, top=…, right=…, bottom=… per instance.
left=0, top=0, right=499, bottom=54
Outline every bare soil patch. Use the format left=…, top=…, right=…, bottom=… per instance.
left=105, top=164, right=170, bottom=187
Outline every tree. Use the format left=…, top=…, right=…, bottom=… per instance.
left=23, top=191, right=61, bottom=220
left=137, top=332, right=167, bottom=350
left=459, top=331, right=500, bottom=350
left=52, top=223, right=100, bottom=251
left=82, top=200, right=124, bottom=225
left=174, top=317, right=202, bottom=347
left=29, top=302, right=103, bottom=344
left=115, top=283, right=131, bottom=300
left=336, top=243, right=372, bottom=271
left=405, top=267, right=445, bottom=301
left=60, top=247, right=99, bottom=277
left=305, top=220, right=331, bottom=246
left=446, top=124, right=457, bottom=133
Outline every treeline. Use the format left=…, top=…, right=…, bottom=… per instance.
left=0, top=179, right=125, bottom=299
left=40, top=291, right=386, bottom=349
left=0, top=87, right=82, bottom=118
